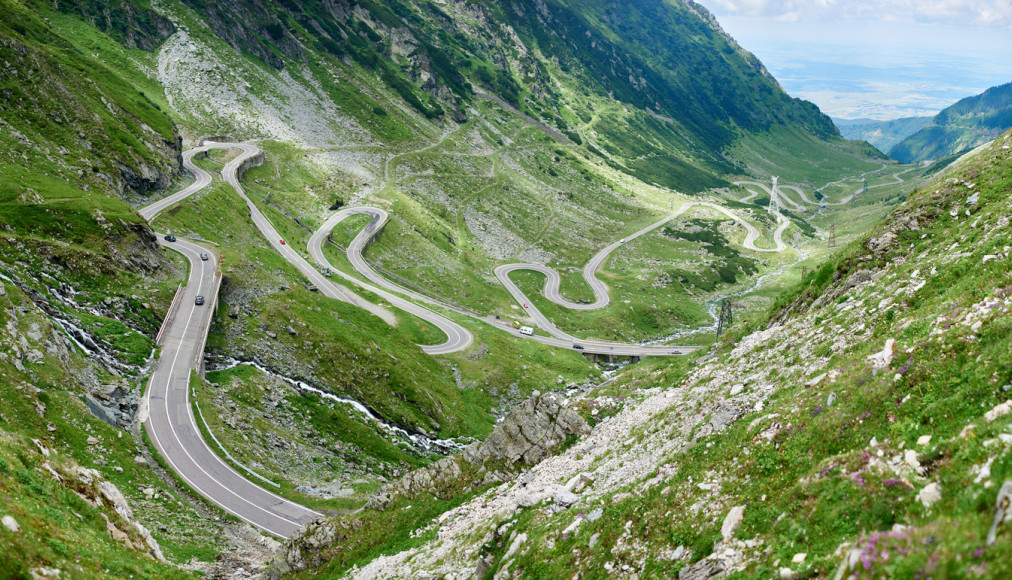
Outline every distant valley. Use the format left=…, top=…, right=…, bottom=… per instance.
left=1, top=1, right=1010, bottom=579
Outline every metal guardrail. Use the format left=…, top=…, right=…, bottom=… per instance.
left=193, top=394, right=281, bottom=488
left=194, top=272, right=223, bottom=375
left=155, top=284, right=183, bottom=345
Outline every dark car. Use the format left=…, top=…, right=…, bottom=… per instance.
left=573, top=344, right=585, bottom=350
left=200, top=253, right=209, bottom=261
left=194, top=296, right=205, bottom=306
left=164, top=234, right=176, bottom=242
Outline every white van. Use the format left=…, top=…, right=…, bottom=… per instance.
left=519, top=326, right=534, bottom=336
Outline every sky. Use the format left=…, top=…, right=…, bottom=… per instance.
left=697, top=0, right=1012, bottom=120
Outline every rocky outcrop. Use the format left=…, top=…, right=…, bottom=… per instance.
left=55, top=0, right=176, bottom=51
left=85, top=379, right=140, bottom=429
left=367, top=393, right=590, bottom=509
left=261, top=518, right=337, bottom=580
left=262, top=394, right=589, bottom=579
left=63, top=465, right=165, bottom=561
left=864, top=212, right=921, bottom=258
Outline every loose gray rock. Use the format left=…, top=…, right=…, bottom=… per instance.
left=262, top=518, right=337, bottom=580
left=679, top=558, right=722, bottom=580
left=986, top=481, right=1012, bottom=545
left=2, top=515, right=20, bottom=532
left=709, top=399, right=748, bottom=434
left=368, top=393, right=590, bottom=506
left=721, top=505, right=745, bottom=541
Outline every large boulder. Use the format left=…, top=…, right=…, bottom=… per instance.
left=262, top=518, right=337, bottom=580
left=369, top=393, right=590, bottom=507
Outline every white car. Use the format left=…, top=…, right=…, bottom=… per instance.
left=519, top=326, right=534, bottom=336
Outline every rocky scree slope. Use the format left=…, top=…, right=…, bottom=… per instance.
left=263, top=392, right=590, bottom=578
left=166, top=0, right=843, bottom=192
left=272, top=130, right=1012, bottom=579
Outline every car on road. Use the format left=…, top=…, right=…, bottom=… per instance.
left=200, top=253, right=209, bottom=261
left=279, top=239, right=286, bottom=245
left=619, top=239, right=625, bottom=244
left=194, top=295, right=205, bottom=306
left=572, top=344, right=585, bottom=350
left=519, top=326, right=534, bottom=336
left=164, top=234, right=176, bottom=242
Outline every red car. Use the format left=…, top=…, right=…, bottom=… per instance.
left=279, top=239, right=286, bottom=245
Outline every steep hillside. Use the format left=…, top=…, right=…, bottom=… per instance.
left=834, top=116, right=933, bottom=154
left=890, top=81, right=1012, bottom=163
left=275, top=130, right=1012, bottom=579
left=0, top=0, right=928, bottom=575
left=160, top=0, right=855, bottom=192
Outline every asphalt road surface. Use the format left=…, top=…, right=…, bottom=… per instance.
left=308, top=207, right=474, bottom=355
left=310, top=207, right=695, bottom=356
left=139, top=146, right=212, bottom=222
left=141, top=234, right=322, bottom=539
left=492, top=199, right=789, bottom=342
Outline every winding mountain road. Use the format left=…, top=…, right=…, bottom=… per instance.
left=737, top=165, right=915, bottom=208
left=309, top=208, right=691, bottom=356
left=141, top=147, right=323, bottom=538
left=138, top=141, right=831, bottom=537
left=492, top=200, right=787, bottom=320
left=307, top=207, right=473, bottom=355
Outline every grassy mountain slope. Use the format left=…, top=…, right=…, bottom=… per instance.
left=165, top=0, right=857, bottom=193
left=283, top=129, right=1012, bottom=579
left=0, top=0, right=181, bottom=248
left=0, top=0, right=928, bottom=574
left=834, top=116, right=933, bottom=154
left=138, top=0, right=891, bottom=343
left=890, top=81, right=1012, bottom=163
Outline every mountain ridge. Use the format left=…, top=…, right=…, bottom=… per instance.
left=890, top=81, right=1012, bottom=163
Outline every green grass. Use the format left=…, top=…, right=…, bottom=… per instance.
left=191, top=369, right=401, bottom=513
left=475, top=131, right=1012, bottom=579
left=78, top=312, right=155, bottom=366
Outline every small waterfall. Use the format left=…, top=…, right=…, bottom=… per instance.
left=206, top=356, right=468, bottom=455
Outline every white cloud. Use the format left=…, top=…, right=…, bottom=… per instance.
left=702, top=0, right=1012, bottom=27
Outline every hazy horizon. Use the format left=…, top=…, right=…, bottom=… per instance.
left=700, top=2, right=1012, bottom=120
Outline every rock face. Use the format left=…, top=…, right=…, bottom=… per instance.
left=867, top=338, right=896, bottom=370
left=261, top=518, right=337, bottom=580
left=367, top=393, right=590, bottom=509
left=263, top=394, right=589, bottom=579
left=462, top=393, right=589, bottom=466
